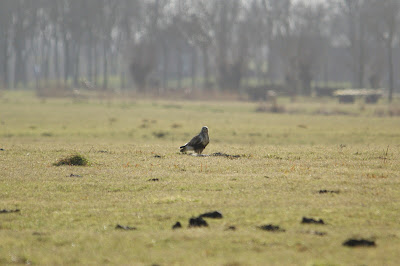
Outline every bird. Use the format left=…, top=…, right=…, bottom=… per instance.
left=180, top=126, right=209, bottom=154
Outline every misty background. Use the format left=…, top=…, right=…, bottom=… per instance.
left=0, top=0, right=399, bottom=102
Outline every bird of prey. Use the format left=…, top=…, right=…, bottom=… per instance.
left=180, top=126, right=209, bottom=154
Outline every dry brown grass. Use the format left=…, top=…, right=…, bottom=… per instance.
left=1, top=91, right=400, bottom=265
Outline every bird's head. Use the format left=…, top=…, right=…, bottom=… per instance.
left=201, top=126, right=208, bottom=134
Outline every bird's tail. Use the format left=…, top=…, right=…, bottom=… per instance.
left=180, top=145, right=186, bottom=153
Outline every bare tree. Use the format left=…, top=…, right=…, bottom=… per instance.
left=0, top=0, right=16, bottom=88
left=182, top=0, right=216, bottom=90
left=261, top=0, right=289, bottom=83
left=1, top=0, right=399, bottom=99
left=211, top=0, right=250, bottom=91
left=116, top=0, right=141, bottom=90
left=45, top=0, right=62, bottom=85
left=366, top=0, right=399, bottom=102
left=295, top=3, right=329, bottom=95
left=11, top=0, right=38, bottom=88
left=335, top=0, right=372, bottom=88
left=99, top=0, right=119, bottom=90
left=129, top=0, right=162, bottom=92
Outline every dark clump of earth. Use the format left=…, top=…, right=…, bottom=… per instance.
left=0, top=148, right=4, bottom=151
left=69, top=174, right=82, bottom=178
left=301, top=217, right=325, bottom=225
left=258, top=224, right=285, bottom=232
left=189, top=217, right=208, bottom=227
left=226, top=226, right=236, bottom=231
left=172, top=222, right=182, bottom=229
left=115, top=224, right=137, bottom=230
left=319, top=189, right=340, bottom=194
left=148, top=178, right=159, bottom=182
left=199, top=211, right=223, bottom=219
left=153, top=131, right=168, bottom=138
left=153, top=155, right=163, bottom=158
left=343, top=238, right=376, bottom=247
left=0, top=209, right=20, bottom=214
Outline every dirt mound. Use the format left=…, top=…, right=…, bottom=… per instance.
left=343, top=239, right=376, bottom=247
left=258, top=224, right=285, bottom=232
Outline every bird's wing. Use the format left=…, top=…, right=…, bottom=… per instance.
left=187, top=134, right=203, bottom=146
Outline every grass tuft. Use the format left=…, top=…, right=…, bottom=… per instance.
left=53, top=154, right=90, bottom=166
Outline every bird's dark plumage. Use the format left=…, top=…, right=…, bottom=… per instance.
left=180, top=126, right=209, bottom=154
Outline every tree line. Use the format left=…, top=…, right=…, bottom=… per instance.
left=0, top=0, right=399, bottom=101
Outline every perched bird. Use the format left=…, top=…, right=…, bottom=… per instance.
left=180, top=126, right=209, bottom=154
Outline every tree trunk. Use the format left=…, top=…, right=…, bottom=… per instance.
left=63, top=38, right=70, bottom=85
left=299, top=63, right=312, bottom=96
left=357, top=35, right=365, bottom=88
left=42, top=40, right=50, bottom=87
left=2, top=31, right=9, bottom=88
left=357, top=15, right=365, bottom=88
left=177, top=42, right=182, bottom=90
left=266, top=44, right=272, bottom=84
left=103, top=43, right=108, bottom=90
left=94, top=44, right=98, bottom=87
left=120, top=70, right=125, bottom=90
left=87, top=32, right=93, bottom=83
left=73, top=42, right=81, bottom=88
left=191, top=46, right=197, bottom=91
left=44, top=54, right=49, bottom=86
left=202, top=46, right=209, bottom=90
left=54, top=33, right=60, bottom=86
left=0, top=36, right=3, bottom=85
left=21, top=52, right=28, bottom=88
left=14, top=44, right=23, bottom=89
left=256, top=54, right=262, bottom=86
left=387, top=39, right=394, bottom=103
left=162, top=41, right=168, bottom=91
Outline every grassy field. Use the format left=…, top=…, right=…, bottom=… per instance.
left=1, top=91, right=400, bottom=265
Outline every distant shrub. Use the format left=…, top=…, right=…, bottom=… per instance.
left=54, top=154, right=90, bottom=166
left=374, top=107, right=386, bottom=117
left=256, top=102, right=286, bottom=113
left=314, top=86, right=342, bottom=97
left=312, top=107, right=353, bottom=116
left=389, top=106, right=400, bottom=117
left=374, top=106, right=400, bottom=117
left=36, top=82, right=71, bottom=98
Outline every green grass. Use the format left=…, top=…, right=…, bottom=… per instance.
left=1, top=91, right=400, bottom=265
